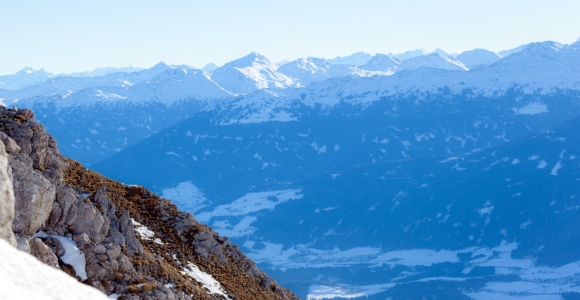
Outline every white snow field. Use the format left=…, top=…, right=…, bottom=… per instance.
left=0, top=239, right=109, bottom=300
left=180, top=262, right=231, bottom=299
left=34, top=231, right=88, bottom=280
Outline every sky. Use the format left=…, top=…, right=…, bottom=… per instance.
left=1, top=0, right=579, bottom=75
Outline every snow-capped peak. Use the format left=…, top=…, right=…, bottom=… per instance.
left=221, top=52, right=276, bottom=69
left=277, top=57, right=365, bottom=86
left=398, top=53, right=468, bottom=71
left=325, top=52, right=373, bottom=66
left=359, top=54, right=400, bottom=72
left=202, top=63, right=219, bottom=72
left=389, top=49, right=427, bottom=61
left=0, top=68, right=55, bottom=90
left=282, top=57, right=331, bottom=74
left=210, top=53, right=295, bottom=94
left=454, top=49, right=501, bottom=68
left=16, top=67, right=51, bottom=76
left=23, top=68, right=35, bottom=74
left=521, top=41, right=564, bottom=53
left=498, top=44, right=527, bottom=58
left=150, top=61, right=171, bottom=70
left=430, top=48, right=451, bottom=57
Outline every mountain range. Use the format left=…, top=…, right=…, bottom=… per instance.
left=1, top=43, right=529, bottom=166
left=3, top=38, right=580, bottom=299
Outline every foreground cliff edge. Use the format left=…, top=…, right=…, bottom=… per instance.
left=0, top=106, right=298, bottom=300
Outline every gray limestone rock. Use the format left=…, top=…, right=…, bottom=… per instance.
left=0, top=132, right=21, bottom=153
left=47, top=186, right=79, bottom=231
left=72, top=233, right=90, bottom=247
left=48, top=186, right=109, bottom=245
left=193, top=231, right=227, bottom=263
left=174, top=212, right=195, bottom=228
left=0, top=142, right=16, bottom=246
left=9, top=158, right=55, bottom=236
left=71, top=201, right=108, bottom=244
left=119, top=211, right=143, bottom=255
left=43, top=236, right=65, bottom=257
left=16, top=235, right=31, bottom=252
left=95, top=186, right=115, bottom=220
left=29, top=237, right=59, bottom=268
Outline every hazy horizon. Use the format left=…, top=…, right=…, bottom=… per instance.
left=1, top=0, right=579, bottom=75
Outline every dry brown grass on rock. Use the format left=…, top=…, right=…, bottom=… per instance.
left=62, top=158, right=298, bottom=300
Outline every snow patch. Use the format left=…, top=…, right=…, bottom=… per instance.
left=34, top=231, right=88, bottom=280
left=512, top=102, right=548, bottom=115
left=550, top=161, right=562, bottom=175
left=537, top=160, right=548, bottom=169
left=307, top=283, right=395, bottom=300
left=161, top=181, right=208, bottom=213
left=211, top=216, right=258, bottom=237
left=196, top=189, right=303, bottom=222
left=131, top=219, right=164, bottom=244
left=310, top=142, right=327, bottom=154
left=181, top=262, right=230, bottom=299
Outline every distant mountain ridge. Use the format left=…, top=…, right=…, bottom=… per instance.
left=0, top=41, right=534, bottom=95
left=1, top=39, right=576, bottom=167
left=210, top=52, right=296, bottom=94
left=0, top=68, right=55, bottom=90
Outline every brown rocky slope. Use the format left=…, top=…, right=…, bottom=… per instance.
left=0, top=106, right=298, bottom=300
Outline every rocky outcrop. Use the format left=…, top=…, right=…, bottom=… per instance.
left=29, top=237, right=60, bottom=268
left=0, top=142, right=16, bottom=246
left=10, top=158, right=55, bottom=235
left=0, top=106, right=297, bottom=300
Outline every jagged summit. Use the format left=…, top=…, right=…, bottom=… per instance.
left=398, top=53, right=468, bottom=71
left=150, top=61, right=172, bottom=71
left=219, top=52, right=274, bottom=69
left=455, top=48, right=501, bottom=68
left=389, top=49, right=426, bottom=61
left=359, top=54, right=400, bottom=72
left=17, top=67, right=51, bottom=75
left=65, top=66, right=145, bottom=78
left=277, top=57, right=364, bottom=86
left=202, top=63, right=218, bottom=72
left=325, top=52, right=373, bottom=66
left=0, top=68, right=55, bottom=90
left=520, top=40, right=565, bottom=53
left=498, top=43, right=527, bottom=57
left=429, top=48, right=451, bottom=57
left=210, top=52, right=295, bottom=94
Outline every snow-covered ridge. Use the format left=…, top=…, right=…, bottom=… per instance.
left=205, top=41, right=580, bottom=125
left=8, top=68, right=233, bottom=109
left=0, top=67, right=54, bottom=90
left=210, top=52, right=296, bottom=94
left=2, top=39, right=565, bottom=105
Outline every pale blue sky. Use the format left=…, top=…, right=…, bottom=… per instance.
left=1, top=0, right=579, bottom=75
